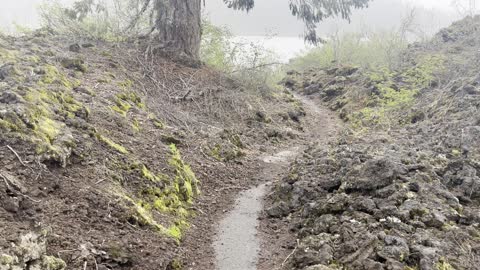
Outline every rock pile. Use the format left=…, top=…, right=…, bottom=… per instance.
left=272, top=16, right=480, bottom=270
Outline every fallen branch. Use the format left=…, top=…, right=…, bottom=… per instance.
left=92, top=256, right=99, bottom=270
left=6, top=145, right=27, bottom=167
left=0, top=173, right=11, bottom=189
left=124, top=0, right=152, bottom=32
left=282, top=239, right=299, bottom=267
left=0, top=172, right=42, bottom=203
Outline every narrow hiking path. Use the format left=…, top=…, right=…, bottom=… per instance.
left=213, top=93, right=343, bottom=270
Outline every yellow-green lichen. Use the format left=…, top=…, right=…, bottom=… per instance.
left=118, top=79, right=134, bottom=89
left=167, top=258, right=183, bottom=270
left=24, top=55, right=41, bottom=64
left=149, top=114, right=165, bottom=129
left=169, top=144, right=199, bottom=202
left=42, top=256, right=66, bottom=270
left=132, top=118, right=141, bottom=132
left=349, top=54, right=445, bottom=130
left=122, top=194, right=184, bottom=241
left=152, top=119, right=165, bottom=129
left=209, top=144, right=223, bottom=161
left=167, top=225, right=183, bottom=240
left=0, top=48, right=18, bottom=64
left=436, top=258, right=455, bottom=270
left=35, top=117, right=62, bottom=143
left=451, top=149, right=461, bottom=157
left=97, top=135, right=128, bottom=154
left=111, top=92, right=145, bottom=117
left=60, top=58, right=88, bottom=73
left=0, top=119, right=20, bottom=131
left=117, top=146, right=200, bottom=241
left=0, top=254, right=14, bottom=266
left=117, top=92, right=145, bottom=109
left=142, top=165, right=159, bottom=181
left=40, top=65, right=72, bottom=88
left=111, top=101, right=131, bottom=117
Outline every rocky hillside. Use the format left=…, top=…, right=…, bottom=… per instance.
left=271, top=16, right=480, bottom=270
left=0, top=30, right=304, bottom=269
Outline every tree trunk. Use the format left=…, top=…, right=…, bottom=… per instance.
left=154, top=0, right=202, bottom=61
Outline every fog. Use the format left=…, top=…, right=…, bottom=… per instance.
left=0, top=0, right=470, bottom=60
left=0, top=0, right=465, bottom=35
left=205, top=0, right=461, bottom=37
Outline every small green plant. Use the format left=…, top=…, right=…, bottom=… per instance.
left=201, top=19, right=234, bottom=71
left=39, top=0, right=151, bottom=41
left=289, top=30, right=409, bottom=71
left=200, top=19, right=283, bottom=90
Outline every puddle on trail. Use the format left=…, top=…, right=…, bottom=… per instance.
left=214, top=147, right=300, bottom=270
left=213, top=184, right=267, bottom=270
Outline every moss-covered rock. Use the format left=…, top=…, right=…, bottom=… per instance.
left=42, top=256, right=66, bottom=270
left=60, top=57, right=87, bottom=73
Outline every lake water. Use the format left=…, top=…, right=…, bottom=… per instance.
left=233, top=36, right=312, bottom=62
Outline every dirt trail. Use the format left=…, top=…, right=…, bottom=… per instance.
left=213, top=93, right=342, bottom=270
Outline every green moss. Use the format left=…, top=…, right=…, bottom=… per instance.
left=40, top=65, right=73, bottom=88
left=0, top=83, right=85, bottom=163
left=111, top=104, right=129, bottom=117
left=111, top=92, right=145, bottom=117
left=436, top=258, right=455, bottom=270
left=101, top=51, right=112, bottom=57
left=60, top=58, right=88, bottom=73
left=35, top=117, right=62, bottom=143
left=167, top=225, right=183, bottom=240
left=210, top=144, right=223, bottom=161
left=24, top=55, right=41, bottom=64
left=42, top=256, right=66, bottom=270
left=0, top=119, right=20, bottom=131
left=24, top=88, right=84, bottom=119
left=0, top=48, right=18, bottom=64
left=132, top=118, right=141, bottom=132
left=117, top=92, right=145, bottom=109
left=350, top=55, right=445, bottom=130
left=0, top=254, right=14, bottom=266
left=451, top=149, right=461, bottom=157
left=142, top=165, right=159, bottom=181
left=167, top=258, right=183, bottom=270
left=230, top=134, right=243, bottom=148
left=153, top=120, right=165, bottom=129
left=121, top=193, right=186, bottom=241
left=119, top=79, right=134, bottom=89
left=97, top=135, right=128, bottom=154
left=169, top=144, right=200, bottom=202
left=114, top=147, right=199, bottom=241
left=97, top=77, right=111, bottom=83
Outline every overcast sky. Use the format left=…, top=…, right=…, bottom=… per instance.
left=0, top=0, right=471, bottom=36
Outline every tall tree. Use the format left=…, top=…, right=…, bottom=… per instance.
left=154, top=0, right=202, bottom=59
left=69, top=0, right=371, bottom=60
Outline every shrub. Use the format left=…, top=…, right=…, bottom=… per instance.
left=200, top=19, right=235, bottom=71
left=201, top=19, right=284, bottom=91
left=289, top=30, right=409, bottom=71
left=39, top=0, right=152, bottom=41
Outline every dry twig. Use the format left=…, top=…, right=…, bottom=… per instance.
left=282, top=239, right=299, bottom=267
left=6, top=145, right=27, bottom=166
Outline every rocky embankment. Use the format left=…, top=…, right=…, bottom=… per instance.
left=269, top=16, right=480, bottom=270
